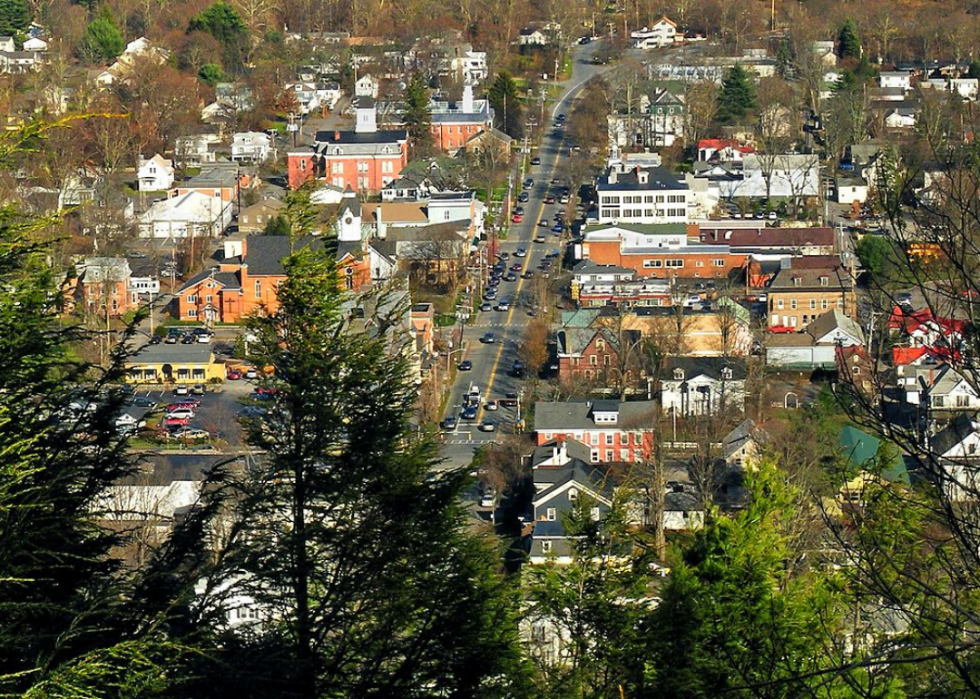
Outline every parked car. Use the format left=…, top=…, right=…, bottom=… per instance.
left=244, top=368, right=259, bottom=379
left=132, top=396, right=157, bottom=409
left=149, top=335, right=162, bottom=345
left=226, top=369, right=242, bottom=380
left=171, top=428, right=210, bottom=441
left=173, top=385, right=190, bottom=396
left=512, top=213, right=523, bottom=223
left=191, top=384, right=206, bottom=395
left=480, top=302, right=492, bottom=312
left=162, top=416, right=190, bottom=428
left=518, top=191, right=529, bottom=203
left=165, top=407, right=195, bottom=420
left=459, top=360, right=473, bottom=371
left=480, top=487, right=496, bottom=507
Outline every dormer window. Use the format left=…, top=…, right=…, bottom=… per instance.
left=569, top=488, right=578, bottom=501
left=673, top=368, right=685, bottom=380
left=596, top=339, right=605, bottom=351
left=819, top=276, right=829, bottom=286
left=793, top=277, right=801, bottom=286
left=721, top=367, right=733, bottom=380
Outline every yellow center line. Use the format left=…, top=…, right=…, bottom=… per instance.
left=477, top=133, right=567, bottom=424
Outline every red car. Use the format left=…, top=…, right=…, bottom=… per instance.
left=226, top=369, right=242, bottom=380
left=512, top=213, right=523, bottom=223
left=162, top=416, right=190, bottom=427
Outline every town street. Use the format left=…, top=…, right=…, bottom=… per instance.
left=438, top=40, right=606, bottom=470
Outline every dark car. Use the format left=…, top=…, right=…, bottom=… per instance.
left=461, top=406, right=478, bottom=420
left=512, top=361, right=526, bottom=378
left=458, top=360, right=473, bottom=371
left=551, top=223, right=564, bottom=233
left=498, top=251, right=510, bottom=260
left=480, top=302, right=492, bottom=312
left=501, top=393, right=520, bottom=408
left=149, top=335, right=162, bottom=345
left=482, top=332, right=496, bottom=344
left=544, top=195, right=555, bottom=204
left=531, top=156, right=541, bottom=165
left=504, top=272, right=517, bottom=282
left=518, top=192, right=529, bottom=203
left=180, top=334, right=195, bottom=344
left=443, top=416, right=458, bottom=430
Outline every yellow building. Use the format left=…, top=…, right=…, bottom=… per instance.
left=125, top=342, right=225, bottom=384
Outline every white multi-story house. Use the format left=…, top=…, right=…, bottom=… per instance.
left=608, top=88, right=684, bottom=149
left=878, top=71, right=912, bottom=92
left=355, top=73, right=379, bottom=99
left=596, top=165, right=689, bottom=225
left=660, top=357, right=747, bottom=417
left=231, top=131, right=273, bottom=163
left=137, top=154, right=174, bottom=191
left=630, top=17, right=678, bottom=49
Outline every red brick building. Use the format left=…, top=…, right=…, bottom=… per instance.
left=287, top=100, right=408, bottom=192
left=533, top=399, right=658, bottom=464
left=578, top=223, right=747, bottom=279
left=428, top=84, right=493, bottom=155
left=556, top=326, right=643, bottom=385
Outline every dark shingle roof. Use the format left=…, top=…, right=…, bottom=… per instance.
left=663, top=356, right=748, bottom=381
left=245, top=235, right=323, bottom=276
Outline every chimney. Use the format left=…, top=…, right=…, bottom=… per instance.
left=462, top=81, right=474, bottom=113
left=638, top=168, right=649, bottom=185
left=609, top=169, right=618, bottom=184
left=333, top=130, right=341, bottom=141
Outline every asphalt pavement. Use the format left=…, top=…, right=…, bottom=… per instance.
left=438, top=41, right=607, bottom=470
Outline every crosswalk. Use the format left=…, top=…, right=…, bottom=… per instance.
left=444, top=438, right=498, bottom=445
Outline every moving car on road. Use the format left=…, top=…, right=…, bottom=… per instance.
left=482, top=332, right=496, bottom=344
left=458, top=360, right=473, bottom=371
left=514, top=247, right=527, bottom=257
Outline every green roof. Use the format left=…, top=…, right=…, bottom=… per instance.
left=838, top=426, right=909, bottom=484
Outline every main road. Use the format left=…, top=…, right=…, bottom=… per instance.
left=438, top=40, right=607, bottom=470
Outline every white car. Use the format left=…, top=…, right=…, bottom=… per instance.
left=683, top=295, right=703, bottom=308
left=165, top=408, right=195, bottom=420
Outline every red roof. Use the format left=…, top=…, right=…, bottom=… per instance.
left=891, top=346, right=927, bottom=366
left=697, top=138, right=755, bottom=154
left=887, top=306, right=966, bottom=335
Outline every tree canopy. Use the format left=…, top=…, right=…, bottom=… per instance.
left=715, top=65, right=756, bottom=124
left=79, top=9, right=124, bottom=64
left=488, top=71, right=524, bottom=139
left=402, top=72, right=433, bottom=157
left=0, top=0, right=29, bottom=38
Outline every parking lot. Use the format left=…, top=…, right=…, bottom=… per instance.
left=132, top=379, right=256, bottom=449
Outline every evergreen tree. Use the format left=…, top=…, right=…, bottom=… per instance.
left=646, top=463, right=848, bottom=698
left=715, top=65, right=756, bottom=124
left=837, top=18, right=861, bottom=60
left=188, top=1, right=247, bottom=69
left=198, top=62, right=225, bottom=85
left=488, top=71, right=524, bottom=138
left=402, top=72, right=432, bottom=156
left=0, top=0, right=28, bottom=37
left=78, top=9, right=124, bottom=64
left=262, top=214, right=290, bottom=236
left=190, top=248, right=529, bottom=696
left=0, top=122, right=196, bottom=694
